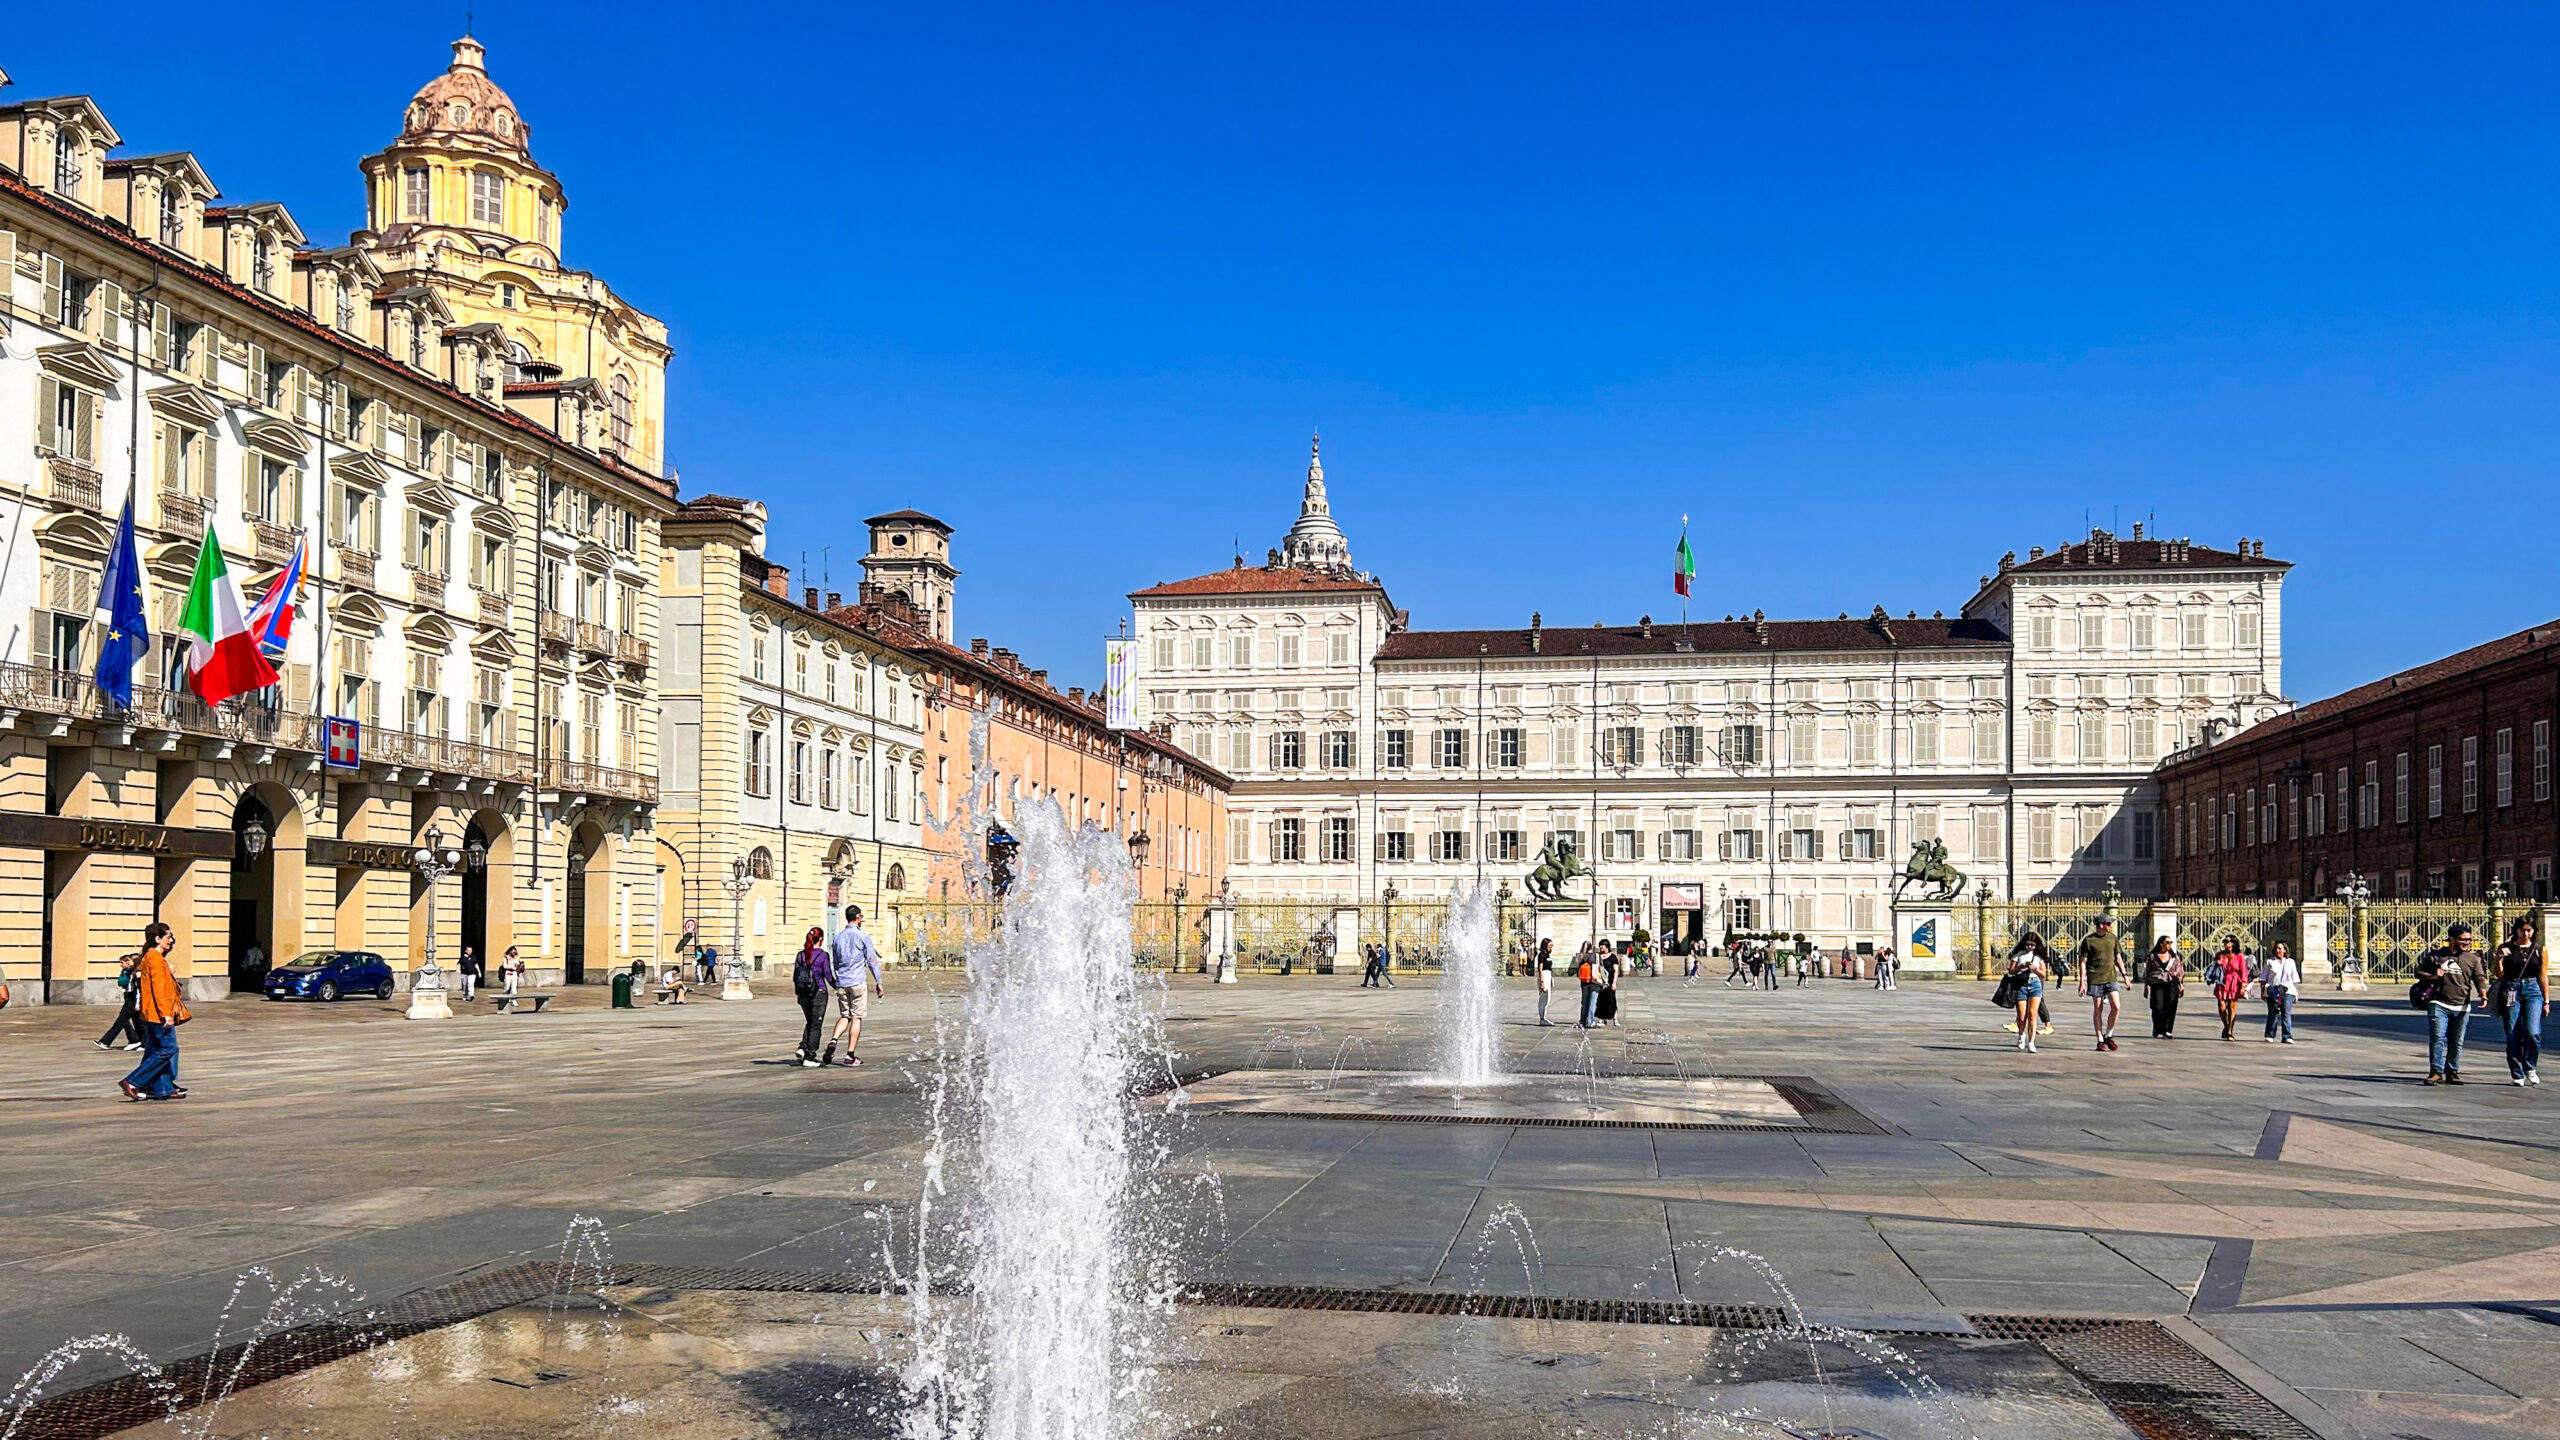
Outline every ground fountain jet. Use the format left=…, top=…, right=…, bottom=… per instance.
left=1431, top=879, right=1506, bottom=1089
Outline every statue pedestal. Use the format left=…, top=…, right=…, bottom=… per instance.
left=1528, top=902, right=1593, bottom=960
left=721, top=962, right=754, bottom=1001
left=406, top=971, right=452, bottom=1020
left=1206, top=904, right=1239, bottom=983
left=1891, top=903, right=1958, bottom=976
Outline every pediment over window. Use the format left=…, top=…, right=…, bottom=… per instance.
left=37, top=341, right=120, bottom=392
left=36, top=512, right=114, bottom=557
left=404, top=482, right=460, bottom=515
left=146, top=383, right=225, bottom=427
left=329, top=451, right=390, bottom=489
left=470, top=626, right=517, bottom=662
left=404, top=611, right=457, bottom=649
left=240, top=416, right=308, bottom=457
left=330, top=591, right=389, bottom=632
left=471, top=505, right=517, bottom=538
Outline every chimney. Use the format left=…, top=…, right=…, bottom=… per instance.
left=804, top=585, right=819, bottom=609
left=2028, top=546, right=2045, bottom=561
left=1031, top=669, right=1049, bottom=689
left=1638, top=614, right=1653, bottom=638
left=1068, top=686, right=1085, bottom=705
left=826, top=591, right=842, bottom=609
left=970, top=638, right=989, bottom=657
left=2131, top=521, right=2145, bottom=540
left=1528, top=611, right=1542, bottom=654
left=1999, top=550, right=2016, bottom=571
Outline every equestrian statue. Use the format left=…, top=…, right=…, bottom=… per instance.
left=1892, top=836, right=1967, bottom=904
left=1524, top=836, right=1590, bottom=904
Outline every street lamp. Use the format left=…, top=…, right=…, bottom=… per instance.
left=716, top=856, right=758, bottom=999
left=1129, top=829, right=1152, bottom=875
left=408, top=825, right=465, bottom=1019
left=241, top=818, right=268, bottom=864
left=1382, top=882, right=1399, bottom=973
left=986, top=822, right=1020, bottom=900
left=2335, top=871, right=2372, bottom=991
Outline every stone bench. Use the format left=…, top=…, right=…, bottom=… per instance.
left=489, top=993, right=555, bottom=1014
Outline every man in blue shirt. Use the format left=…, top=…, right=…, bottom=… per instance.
left=825, top=905, right=886, bottom=1067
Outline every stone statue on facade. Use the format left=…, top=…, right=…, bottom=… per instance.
left=1524, top=835, right=1590, bottom=904
left=1893, top=836, right=1967, bottom=904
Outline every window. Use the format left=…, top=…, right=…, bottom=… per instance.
left=2364, top=761, right=2382, bottom=827
left=745, top=730, right=772, bottom=796
left=252, top=241, right=275, bottom=294
left=790, top=740, right=811, bottom=803
left=2538, top=721, right=2552, bottom=803
left=2308, top=787, right=2326, bottom=838
left=1603, top=725, right=1642, bottom=766
left=1851, top=714, right=1879, bottom=765
left=1382, top=729, right=1409, bottom=769
left=2496, top=728, right=2514, bottom=808
left=1843, top=826, right=1879, bottom=861
left=407, top=510, right=447, bottom=576
left=2463, top=735, right=2480, bottom=813
left=2030, top=713, right=2055, bottom=762
left=1433, top=828, right=1468, bottom=862
left=1495, top=728, right=1522, bottom=767
left=1321, top=730, right=1353, bottom=768
left=2131, top=715, right=2157, bottom=762
left=2077, top=715, right=2104, bottom=763
left=2079, top=613, right=2105, bottom=650
left=2395, top=752, right=2411, bottom=822
left=53, top=133, right=80, bottom=197
left=1327, top=633, right=1351, bottom=666
left=1789, top=714, right=1816, bottom=764
left=1610, top=827, right=1642, bottom=862
left=2030, top=806, right=2056, bottom=861
left=2132, top=809, right=2157, bottom=862
left=1184, top=634, right=1210, bottom=669
left=159, top=186, right=184, bottom=247
left=1378, top=830, right=1410, bottom=862
left=471, top=171, right=505, bottom=227
left=1436, top=728, right=1467, bottom=768
left=1722, top=816, right=1760, bottom=861
left=54, top=269, right=94, bottom=331
left=2263, top=793, right=2278, bottom=844
left=1665, top=724, right=1700, bottom=766
left=1324, top=816, right=1352, bottom=862
left=821, top=749, right=839, bottom=808
left=1273, top=730, right=1304, bottom=770
left=2235, top=609, right=2260, bottom=648
left=2245, top=787, right=2258, bottom=845
left=2427, top=744, right=2443, bottom=818
left=1554, top=723, right=1577, bottom=766
left=2029, top=614, right=2054, bottom=650
left=1974, top=807, right=2004, bottom=861
left=609, top=375, right=634, bottom=453
left=1974, top=718, right=2001, bottom=763
left=2131, top=612, right=2155, bottom=650
left=1491, top=829, right=1523, bottom=862
left=2181, top=611, right=2207, bottom=649
left=1663, top=825, right=1698, bottom=861
left=1228, top=730, right=1252, bottom=772
left=1278, top=634, right=1301, bottom=667
left=403, top=166, right=430, bottom=219
left=1229, top=634, right=1252, bottom=671
left=1275, top=818, right=1304, bottom=862
left=1910, top=717, right=1939, bottom=763
left=1720, top=723, right=1760, bottom=766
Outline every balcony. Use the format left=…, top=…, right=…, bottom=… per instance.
left=574, top=620, right=614, bottom=657
left=539, top=610, right=575, bottom=647
left=45, top=460, right=102, bottom=513
left=156, top=489, right=205, bottom=531
left=0, top=662, right=318, bottom=749
left=408, top=566, right=448, bottom=611
left=370, top=728, right=540, bottom=785
left=336, top=549, right=377, bottom=589
left=546, top=757, right=659, bottom=804
left=477, top=589, right=511, bottom=626
left=253, top=522, right=300, bottom=567
left=614, top=633, right=650, bottom=668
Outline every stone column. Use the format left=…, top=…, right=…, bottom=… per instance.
left=1206, top=903, right=1237, bottom=983
left=2148, top=898, right=2181, bottom=971
left=2298, top=901, right=2331, bottom=979
left=1327, top=905, right=1360, bottom=976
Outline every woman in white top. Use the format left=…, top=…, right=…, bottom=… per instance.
left=2255, top=942, right=2301, bottom=1044
left=2006, top=935, right=2050, bottom=1052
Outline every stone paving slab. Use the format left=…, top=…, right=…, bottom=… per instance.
left=1178, top=1068, right=1808, bottom=1127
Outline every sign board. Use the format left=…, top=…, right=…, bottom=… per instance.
left=1659, top=882, right=1704, bottom=910
left=1102, top=638, right=1137, bottom=730
left=323, top=716, right=362, bottom=770
left=0, top=813, right=230, bottom=859
left=1893, top=903, right=1958, bottom=973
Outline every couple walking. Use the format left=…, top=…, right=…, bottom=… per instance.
left=2418, top=919, right=2547, bottom=1086
left=1575, top=941, right=1621, bottom=1028
left=2189, top=936, right=2301, bottom=1042
left=792, top=905, right=887, bottom=1068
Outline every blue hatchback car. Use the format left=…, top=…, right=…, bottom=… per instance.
left=263, top=950, right=396, bottom=1002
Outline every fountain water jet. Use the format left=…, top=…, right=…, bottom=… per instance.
left=1430, top=879, right=1505, bottom=1088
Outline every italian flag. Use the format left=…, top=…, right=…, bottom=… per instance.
left=179, top=524, right=280, bottom=704
left=1673, top=522, right=1697, bottom=598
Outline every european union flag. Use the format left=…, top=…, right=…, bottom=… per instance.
left=93, top=491, right=149, bottom=709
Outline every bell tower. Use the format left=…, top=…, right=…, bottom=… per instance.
left=860, top=510, right=959, bottom=643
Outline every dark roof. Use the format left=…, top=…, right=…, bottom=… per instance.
left=2003, top=536, right=2288, bottom=576
left=2164, top=619, right=2560, bottom=766
left=1377, top=614, right=2007, bottom=662
left=865, top=509, right=950, bottom=530
left=1131, top=564, right=1385, bottom=599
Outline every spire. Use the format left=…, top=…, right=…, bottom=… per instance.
left=1279, top=431, right=1353, bottom=573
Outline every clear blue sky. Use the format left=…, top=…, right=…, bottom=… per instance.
left=24, top=4, right=2560, bottom=700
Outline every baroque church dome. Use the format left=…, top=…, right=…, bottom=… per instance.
left=400, top=38, right=532, bottom=155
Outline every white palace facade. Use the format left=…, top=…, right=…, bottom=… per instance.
left=1128, top=443, right=2294, bottom=947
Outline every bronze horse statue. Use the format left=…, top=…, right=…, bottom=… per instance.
left=1892, top=837, right=1967, bottom=904
left=1524, top=837, right=1590, bottom=903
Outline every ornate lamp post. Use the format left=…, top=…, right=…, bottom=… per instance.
left=241, top=817, right=268, bottom=865
left=2488, top=874, right=2509, bottom=950
left=720, top=856, right=756, bottom=998
left=2334, top=871, right=2372, bottom=992
left=1976, top=883, right=1997, bottom=981
left=1128, top=829, right=1152, bottom=887
left=407, top=825, right=465, bottom=1019
left=1381, top=882, right=1399, bottom=975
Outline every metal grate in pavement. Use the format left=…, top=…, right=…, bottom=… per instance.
left=1174, top=1070, right=1889, bottom=1136
left=1178, top=1281, right=1784, bottom=1328
left=1964, top=1316, right=2322, bottom=1440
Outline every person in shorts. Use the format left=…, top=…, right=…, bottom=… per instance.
left=825, top=905, right=886, bottom=1067
left=2078, top=916, right=2127, bottom=1051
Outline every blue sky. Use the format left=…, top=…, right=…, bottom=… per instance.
left=23, top=3, right=2560, bottom=699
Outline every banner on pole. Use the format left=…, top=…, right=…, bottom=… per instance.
left=1103, top=638, right=1138, bottom=730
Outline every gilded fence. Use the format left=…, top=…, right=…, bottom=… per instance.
left=1953, top=898, right=2152, bottom=976
left=2175, top=901, right=2297, bottom=975
left=2345, top=900, right=2496, bottom=982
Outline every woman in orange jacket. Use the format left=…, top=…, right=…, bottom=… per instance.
left=119, top=922, right=186, bottom=1102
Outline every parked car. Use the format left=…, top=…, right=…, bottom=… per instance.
left=263, top=950, right=395, bottom=1002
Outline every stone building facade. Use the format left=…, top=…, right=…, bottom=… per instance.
left=1127, top=443, right=2295, bottom=950
left=2158, top=619, right=2560, bottom=902
left=0, top=43, right=666, bottom=1001
left=654, top=498, right=931, bottom=974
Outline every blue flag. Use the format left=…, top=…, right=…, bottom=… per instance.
left=93, top=491, right=150, bottom=708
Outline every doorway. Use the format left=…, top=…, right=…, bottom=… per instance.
left=229, top=794, right=277, bottom=989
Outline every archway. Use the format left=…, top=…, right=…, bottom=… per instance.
left=228, top=794, right=276, bottom=989
left=461, top=810, right=516, bottom=970
left=564, top=821, right=609, bottom=984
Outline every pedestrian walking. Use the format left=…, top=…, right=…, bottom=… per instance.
left=2496, top=917, right=2546, bottom=1085
left=2004, top=938, right=2048, bottom=1052
left=117, top=922, right=186, bottom=1102
left=1534, top=939, right=1555, bottom=1025
left=2418, top=922, right=2489, bottom=1084
left=825, top=905, right=887, bottom=1067
left=2141, top=936, right=2183, bottom=1038
left=2003, top=933, right=2057, bottom=1037
left=2078, top=917, right=2127, bottom=1052
left=1576, top=943, right=1601, bottom=1027
left=500, top=945, right=525, bottom=996
left=2256, top=942, right=2300, bottom=1044
left=1360, top=942, right=1385, bottom=988
left=791, top=926, right=833, bottom=1067
left=94, top=952, right=144, bottom=1052
left=1873, top=945, right=1896, bottom=991
left=2208, top=936, right=2250, bottom=1040
left=457, top=944, right=481, bottom=1001
left=1724, top=942, right=1748, bottom=987
left=1596, top=947, right=1622, bottom=1026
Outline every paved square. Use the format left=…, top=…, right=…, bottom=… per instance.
left=2, top=971, right=2556, bottom=1438
left=1176, top=1068, right=1812, bottom=1127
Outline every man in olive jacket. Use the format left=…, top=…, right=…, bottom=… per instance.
left=2420, top=922, right=2489, bottom=1085
left=119, top=922, right=186, bottom=1102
